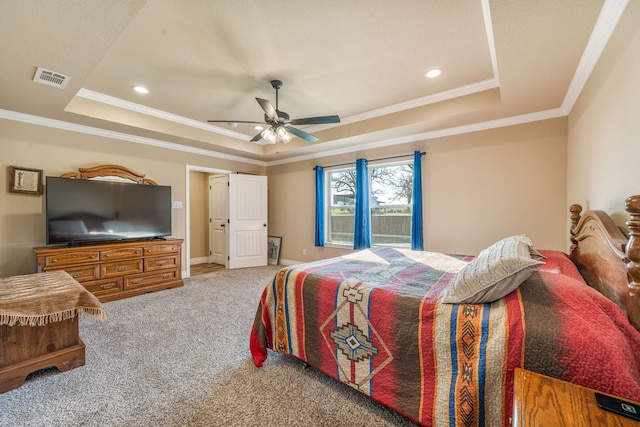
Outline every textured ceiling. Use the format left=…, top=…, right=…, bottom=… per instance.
left=1, top=0, right=627, bottom=164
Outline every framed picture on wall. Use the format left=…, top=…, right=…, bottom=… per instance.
left=268, top=236, right=282, bottom=265
left=8, top=166, right=43, bottom=195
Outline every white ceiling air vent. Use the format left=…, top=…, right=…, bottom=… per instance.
left=33, top=67, right=71, bottom=89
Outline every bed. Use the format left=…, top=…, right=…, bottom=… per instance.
left=250, top=197, right=640, bottom=426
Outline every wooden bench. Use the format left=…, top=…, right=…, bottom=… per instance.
left=0, top=271, right=105, bottom=393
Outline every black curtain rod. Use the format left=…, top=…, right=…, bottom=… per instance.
left=315, top=151, right=426, bottom=170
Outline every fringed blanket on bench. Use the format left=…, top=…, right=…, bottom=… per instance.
left=0, top=271, right=106, bottom=327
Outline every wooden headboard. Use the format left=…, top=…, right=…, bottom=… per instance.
left=570, top=195, right=640, bottom=331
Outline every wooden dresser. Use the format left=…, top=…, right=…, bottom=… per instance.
left=35, top=239, right=183, bottom=302
left=513, top=368, right=640, bottom=427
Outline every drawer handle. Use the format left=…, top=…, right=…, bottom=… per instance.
left=71, top=272, right=81, bottom=278
left=131, top=278, right=142, bottom=284
left=156, top=260, right=168, bottom=266
left=101, top=283, right=115, bottom=290
left=162, top=273, right=172, bottom=279
left=117, top=266, right=128, bottom=272
left=52, top=260, right=58, bottom=264
left=91, top=255, right=96, bottom=259
left=105, top=254, right=110, bottom=258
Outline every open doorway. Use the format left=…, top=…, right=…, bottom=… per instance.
left=185, top=166, right=268, bottom=277
left=185, top=165, right=231, bottom=278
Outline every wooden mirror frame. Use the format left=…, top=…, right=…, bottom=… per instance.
left=59, top=164, right=157, bottom=185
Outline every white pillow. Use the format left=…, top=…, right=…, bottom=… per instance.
left=441, top=235, right=543, bottom=304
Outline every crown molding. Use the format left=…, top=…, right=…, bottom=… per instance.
left=561, top=0, right=628, bottom=112
left=266, top=107, right=566, bottom=167
left=2, top=0, right=624, bottom=171
left=0, top=109, right=267, bottom=167
left=316, top=78, right=500, bottom=133
left=76, top=89, right=252, bottom=141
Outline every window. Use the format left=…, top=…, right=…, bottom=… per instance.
left=326, top=161, right=413, bottom=247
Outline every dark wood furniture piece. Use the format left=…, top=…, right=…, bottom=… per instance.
left=35, top=164, right=183, bottom=302
left=35, top=238, right=183, bottom=302
left=570, top=195, right=640, bottom=331
left=0, top=271, right=105, bottom=394
left=513, top=368, right=640, bottom=427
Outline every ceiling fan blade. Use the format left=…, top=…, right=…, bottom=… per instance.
left=256, top=98, right=279, bottom=121
left=285, top=126, right=319, bottom=143
left=288, top=115, right=340, bottom=126
left=207, top=119, right=264, bottom=124
left=250, top=131, right=264, bottom=142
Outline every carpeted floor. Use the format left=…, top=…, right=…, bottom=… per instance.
left=0, top=266, right=418, bottom=426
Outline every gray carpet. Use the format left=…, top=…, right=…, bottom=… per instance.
left=1, top=266, right=419, bottom=426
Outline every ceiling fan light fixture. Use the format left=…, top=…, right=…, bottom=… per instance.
left=277, top=126, right=292, bottom=143
left=207, top=79, right=340, bottom=144
left=261, top=127, right=277, bottom=144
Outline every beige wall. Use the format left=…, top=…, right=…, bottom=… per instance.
left=189, top=171, right=209, bottom=262
left=568, top=0, right=640, bottom=225
left=9, top=2, right=639, bottom=277
left=268, top=118, right=568, bottom=264
left=0, top=119, right=264, bottom=277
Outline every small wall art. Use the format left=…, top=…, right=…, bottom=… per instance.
left=8, top=166, right=43, bottom=195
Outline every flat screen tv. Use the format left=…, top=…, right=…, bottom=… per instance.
left=46, top=176, right=172, bottom=245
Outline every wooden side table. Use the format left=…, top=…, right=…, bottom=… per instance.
left=513, top=368, right=640, bottom=426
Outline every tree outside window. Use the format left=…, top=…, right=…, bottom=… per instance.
left=326, top=162, right=413, bottom=247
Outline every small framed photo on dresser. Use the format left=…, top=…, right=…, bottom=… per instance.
left=8, top=166, right=43, bottom=195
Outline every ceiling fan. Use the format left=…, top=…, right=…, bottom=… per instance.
left=207, top=80, right=340, bottom=144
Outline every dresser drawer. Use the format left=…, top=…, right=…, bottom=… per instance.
left=101, top=247, right=142, bottom=261
left=43, top=251, right=100, bottom=267
left=48, top=265, right=99, bottom=282
left=124, top=269, right=178, bottom=290
left=101, top=259, right=143, bottom=278
left=143, top=243, right=179, bottom=257
left=83, top=277, right=123, bottom=296
left=35, top=238, right=183, bottom=302
left=144, top=255, right=179, bottom=272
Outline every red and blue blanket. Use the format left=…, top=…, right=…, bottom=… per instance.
left=250, top=247, right=640, bottom=426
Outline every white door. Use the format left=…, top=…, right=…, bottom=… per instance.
left=228, top=174, right=268, bottom=269
left=208, top=174, right=228, bottom=266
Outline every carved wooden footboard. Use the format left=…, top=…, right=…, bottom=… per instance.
left=570, top=195, right=640, bottom=331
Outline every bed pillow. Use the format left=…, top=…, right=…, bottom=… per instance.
left=441, top=235, right=544, bottom=304
left=536, top=249, right=586, bottom=283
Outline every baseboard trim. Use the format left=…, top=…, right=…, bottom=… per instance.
left=190, top=256, right=208, bottom=265
left=279, top=258, right=301, bottom=266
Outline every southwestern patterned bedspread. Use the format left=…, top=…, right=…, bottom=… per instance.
left=250, top=247, right=640, bottom=426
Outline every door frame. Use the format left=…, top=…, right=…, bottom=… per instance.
left=208, top=174, right=228, bottom=266
left=185, top=164, right=231, bottom=278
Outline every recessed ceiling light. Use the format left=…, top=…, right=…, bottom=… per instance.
left=424, top=68, right=442, bottom=79
left=132, top=85, right=149, bottom=94
left=254, top=125, right=264, bottom=131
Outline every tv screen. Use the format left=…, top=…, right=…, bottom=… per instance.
left=46, top=176, right=172, bottom=245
